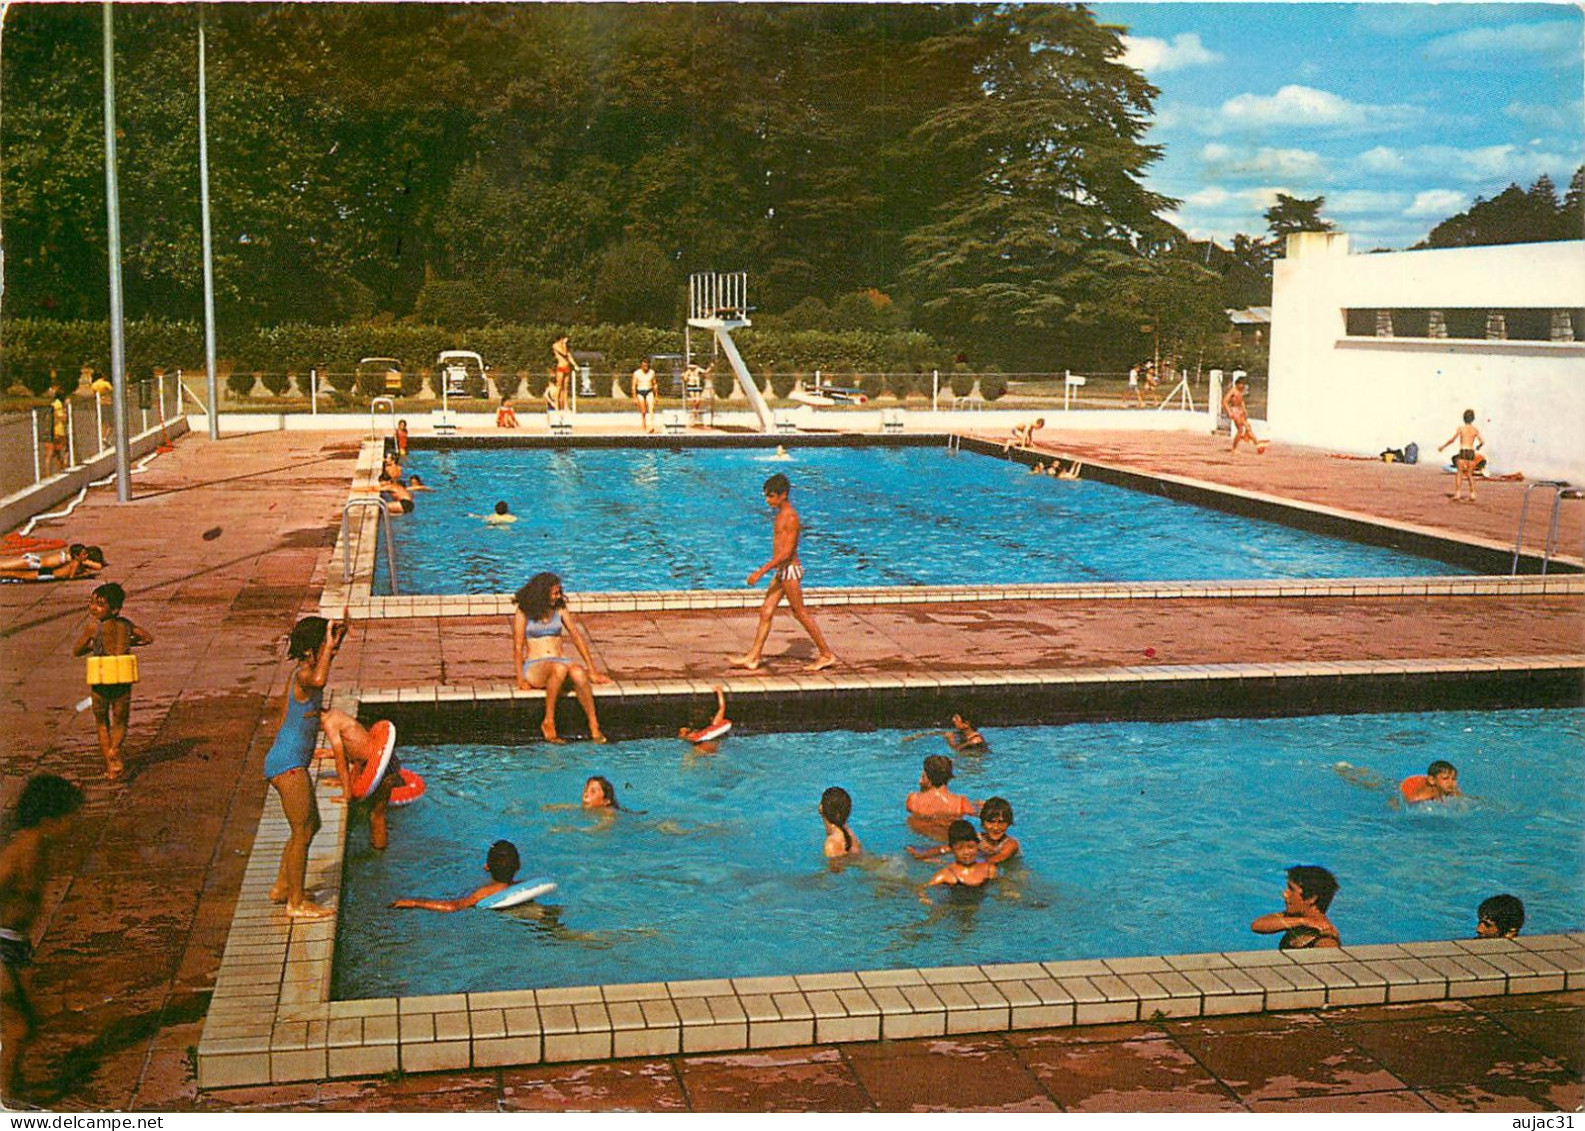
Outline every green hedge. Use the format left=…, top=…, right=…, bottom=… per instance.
left=2, top=317, right=954, bottom=396
left=979, top=373, right=1008, bottom=401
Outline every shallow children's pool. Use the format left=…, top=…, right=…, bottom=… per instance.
left=376, top=445, right=1465, bottom=594
left=333, top=707, right=1583, bottom=999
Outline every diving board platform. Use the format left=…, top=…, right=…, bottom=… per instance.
left=689, top=271, right=774, bottom=433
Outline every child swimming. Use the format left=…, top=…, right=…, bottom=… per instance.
left=390, top=840, right=522, bottom=913
left=1400, top=760, right=1462, bottom=804
left=679, top=685, right=730, bottom=754
left=924, top=819, right=999, bottom=890
left=819, top=786, right=862, bottom=859
left=906, top=754, right=978, bottom=820
left=909, top=796, right=1018, bottom=864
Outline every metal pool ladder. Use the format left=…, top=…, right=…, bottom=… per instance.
left=341, top=496, right=398, bottom=593
left=1511, top=480, right=1582, bottom=575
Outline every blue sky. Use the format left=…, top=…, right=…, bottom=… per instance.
left=1089, top=3, right=1584, bottom=249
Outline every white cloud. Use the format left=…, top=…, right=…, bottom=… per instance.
left=1424, top=20, right=1581, bottom=63
left=1328, top=190, right=1410, bottom=215
left=1220, top=85, right=1366, bottom=129
left=1405, top=189, right=1470, bottom=218
left=1120, top=32, right=1223, bottom=73
left=1199, top=143, right=1327, bottom=181
left=1504, top=99, right=1585, bottom=133
left=1350, top=143, right=1578, bottom=186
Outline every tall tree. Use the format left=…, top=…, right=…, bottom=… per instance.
left=898, top=5, right=1174, bottom=366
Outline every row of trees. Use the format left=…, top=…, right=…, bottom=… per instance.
left=6, top=6, right=1570, bottom=377
left=1, top=3, right=1216, bottom=371
left=1415, top=169, right=1584, bottom=250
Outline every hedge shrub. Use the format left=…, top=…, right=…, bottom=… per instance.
left=227, top=372, right=257, bottom=399
left=949, top=371, right=976, bottom=398
left=711, top=367, right=736, bottom=399
left=259, top=371, right=291, bottom=397
left=979, top=373, right=1008, bottom=401
left=886, top=371, right=920, bottom=399
left=768, top=370, right=797, bottom=399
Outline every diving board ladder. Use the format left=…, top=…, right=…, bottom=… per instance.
left=688, top=272, right=774, bottom=433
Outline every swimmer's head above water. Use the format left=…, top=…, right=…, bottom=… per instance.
left=582, top=775, right=619, bottom=809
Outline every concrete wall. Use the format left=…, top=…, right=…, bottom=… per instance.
left=1268, top=233, right=1585, bottom=482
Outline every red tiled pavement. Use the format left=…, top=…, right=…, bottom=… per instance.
left=1, top=425, right=1580, bottom=1113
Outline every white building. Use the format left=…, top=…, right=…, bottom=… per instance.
left=1267, top=232, right=1585, bottom=483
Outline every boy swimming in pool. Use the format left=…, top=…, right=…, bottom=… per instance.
left=1250, top=864, right=1340, bottom=949
left=390, top=840, right=520, bottom=913
left=924, top=820, right=999, bottom=892
left=1476, top=893, right=1524, bottom=939
left=909, top=796, right=1018, bottom=864
left=1399, top=759, right=1461, bottom=804
left=679, top=685, right=730, bottom=753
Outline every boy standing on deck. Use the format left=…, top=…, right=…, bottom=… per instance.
left=72, top=582, right=153, bottom=780
left=728, top=473, right=837, bottom=673
left=1438, top=408, right=1484, bottom=503
left=1, top=774, right=85, bottom=1096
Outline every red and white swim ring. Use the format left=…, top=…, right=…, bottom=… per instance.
left=390, top=767, right=425, bottom=806
left=686, top=719, right=732, bottom=743
left=353, top=719, right=397, bottom=800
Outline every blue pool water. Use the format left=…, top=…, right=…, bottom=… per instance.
left=376, top=446, right=1465, bottom=594
left=333, top=708, right=1583, bottom=999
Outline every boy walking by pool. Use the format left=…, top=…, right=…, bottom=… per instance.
left=1, top=774, right=84, bottom=1095
left=1438, top=408, right=1484, bottom=502
left=1251, top=864, right=1340, bottom=949
left=729, top=473, right=838, bottom=673
left=72, top=582, right=153, bottom=780
left=1223, top=376, right=1267, bottom=454
left=390, top=840, right=521, bottom=913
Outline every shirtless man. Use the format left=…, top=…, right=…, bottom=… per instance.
left=905, top=754, right=978, bottom=820
left=728, top=472, right=837, bottom=672
left=1, top=774, right=84, bottom=1095
left=631, top=358, right=658, bottom=433
left=1223, top=377, right=1267, bottom=454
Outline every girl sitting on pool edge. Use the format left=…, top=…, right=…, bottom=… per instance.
left=390, top=840, right=521, bottom=913
left=512, top=572, right=609, bottom=744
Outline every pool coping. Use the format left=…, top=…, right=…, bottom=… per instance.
left=322, top=436, right=1581, bottom=615
left=196, top=659, right=1585, bottom=1089
left=197, top=435, right=1583, bottom=1088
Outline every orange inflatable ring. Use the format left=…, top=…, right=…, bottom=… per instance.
left=684, top=719, right=732, bottom=744
left=390, top=767, right=425, bottom=806
left=1399, top=774, right=1429, bottom=802
left=4, top=534, right=66, bottom=551
left=353, top=720, right=397, bottom=799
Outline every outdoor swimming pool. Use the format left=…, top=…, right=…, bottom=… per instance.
left=333, top=707, right=1582, bottom=999
left=375, top=445, right=1466, bottom=594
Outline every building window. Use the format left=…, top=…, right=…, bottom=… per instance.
left=1344, top=309, right=1582, bottom=343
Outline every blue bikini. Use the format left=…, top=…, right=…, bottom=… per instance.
left=521, top=611, right=571, bottom=676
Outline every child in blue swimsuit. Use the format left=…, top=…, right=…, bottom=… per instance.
left=264, top=616, right=347, bottom=919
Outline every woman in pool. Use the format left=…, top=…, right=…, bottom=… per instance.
left=582, top=775, right=620, bottom=809
left=512, top=572, right=609, bottom=744
left=819, top=786, right=862, bottom=858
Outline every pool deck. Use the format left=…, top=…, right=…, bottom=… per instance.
left=0, top=423, right=1580, bottom=1112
